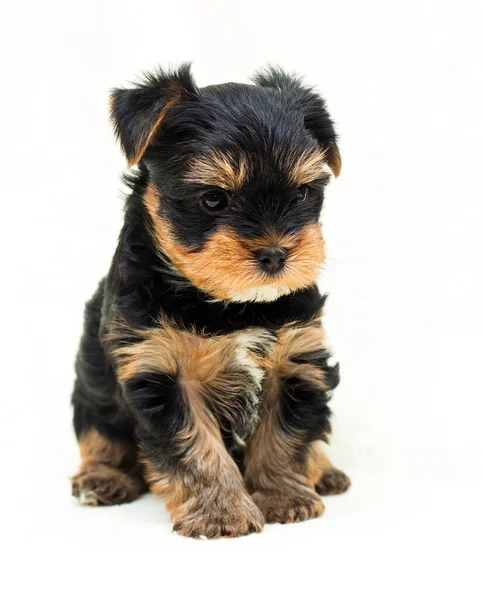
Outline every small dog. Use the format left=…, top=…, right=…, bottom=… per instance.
left=71, top=64, right=350, bottom=538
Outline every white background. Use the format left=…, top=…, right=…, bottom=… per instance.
left=1, top=0, right=481, bottom=598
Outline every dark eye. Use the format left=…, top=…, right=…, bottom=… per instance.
left=200, top=190, right=230, bottom=213
left=293, top=186, right=308, bottom=201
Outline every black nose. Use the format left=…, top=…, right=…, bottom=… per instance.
left=255, top=247, right=287, bottom=275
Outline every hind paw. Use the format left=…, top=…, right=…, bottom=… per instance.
left=315, top=468, right=351, bottom=496
left=72, top=466, right=145, bottom=506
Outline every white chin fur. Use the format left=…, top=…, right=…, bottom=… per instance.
left=229, top=285, right=292, bottom=303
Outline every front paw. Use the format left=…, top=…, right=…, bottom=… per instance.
left=251, top=489, right=324, bottom=524
left=173, top=490, right=265, bottom=539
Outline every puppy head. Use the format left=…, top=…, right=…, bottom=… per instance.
left=110, top=64, right=341, bottom=303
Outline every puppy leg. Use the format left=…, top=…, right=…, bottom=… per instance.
left=244, top=390, right=325, bottom=524
left=72, top=428, right=146, bottom=506
left=71, top=282, right=146, bottom=506
left=123, top=372, right=264, bottom=538
left=244, top=324, right=349, bottom=523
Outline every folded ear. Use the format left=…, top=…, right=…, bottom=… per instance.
left=110, top=64, right=199, bottom=167
left=251, top=66, right=341, bottom=177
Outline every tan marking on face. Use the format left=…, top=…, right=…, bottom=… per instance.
left=185, top=151, right=248, bottom=191
left=288, top=148, right=333, bottom=186
left=143, top=183, right=325, bottom=301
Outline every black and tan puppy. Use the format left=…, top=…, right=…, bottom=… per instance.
left=71, top=64, right=350, bottom=538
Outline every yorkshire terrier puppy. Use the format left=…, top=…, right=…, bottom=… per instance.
left=71, top=64, right=350, bottom=538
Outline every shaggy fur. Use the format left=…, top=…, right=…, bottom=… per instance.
left=71, top=64, right=350, bottom=538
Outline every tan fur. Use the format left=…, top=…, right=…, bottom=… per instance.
left=185, top=151, right=248, bottom=190
left=186, top=147, right=335, bottom=189
left=110, top=319, right=271, bottom=449
left=78, top=428, right=130, bottom=468
left=106, top=315, right=346, bottom=528
left=112, top=318, right=263, bottom=389
left=140, top=372, right=264, bottom=538
left=308, top=440, right=351, bottom=495
left=264, top=324, right=328, bottom=388
left=141, top=380, right=239, bottom=513
left=127, top=94, right=181, bottom=166
left=244, top=323, right=330, bottom=522
left=305, top=440, right=335, bottom=485
left=143, top=182, right=325, bottom=300
left=72, top=429, right=145, bottom=506
left=288, top=148, right=332, bottom=185
left=110, top=88, right=182, bottom=167
left=244, top=393, right=325, bottom=523
left=108, top=320, right=269, bottom=536
left=326, top=141, right=342, bottom=178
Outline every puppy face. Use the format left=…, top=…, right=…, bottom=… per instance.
left=111, top=66, right=341, bottom=302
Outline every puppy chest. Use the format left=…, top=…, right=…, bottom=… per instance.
left=114, top=324, right=277, bottom=437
